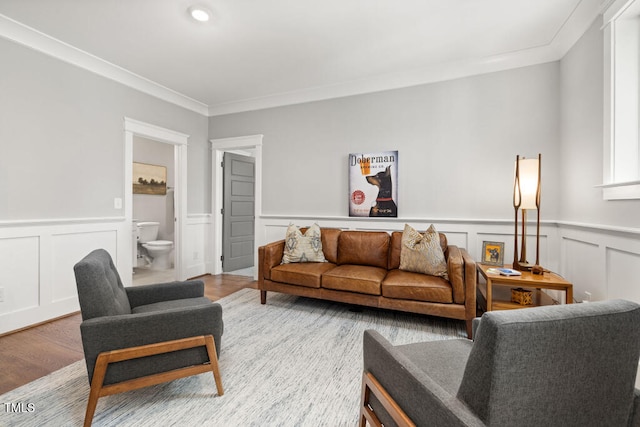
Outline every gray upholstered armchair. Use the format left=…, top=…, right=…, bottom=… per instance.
left=360, top=299, right=640, bottom=427
left=74, top=249, right=224, bottom=427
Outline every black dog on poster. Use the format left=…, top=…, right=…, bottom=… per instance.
left=366, top=166, right=397, bottom=217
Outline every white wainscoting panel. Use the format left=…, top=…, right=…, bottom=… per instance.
left=51, top=230, right=117, bottom=303
left=0, top=236, right=39, bottom=316
left=562, top=237, right=601, bottom=301
left=257, top=215, right=556, bottom=268
left=258, top=216, right=640, bottom=305
left=0, top=218, right=125, bottom=335
left=185, top=214, right=212, bottom=279
left=607, top=248, right=640, bottom=302
left=558, top=223, right=640, bottom=304
left=2, top=214, right=638, bottom=335
left=477, top=232, right=553, bottom=272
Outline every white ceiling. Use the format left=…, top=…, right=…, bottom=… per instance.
left=0, top=0, right=606, bottom=116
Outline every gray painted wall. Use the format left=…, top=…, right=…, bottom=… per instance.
left=3, top=14, right=634, bottom=229
left=209, top=62, right=562, bottom=221
left=560, top=16, right=640, bottom=228
left=0, top=37, right=210, bottom=220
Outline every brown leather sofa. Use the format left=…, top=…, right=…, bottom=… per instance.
left=258, top=228, right=477, bottom=337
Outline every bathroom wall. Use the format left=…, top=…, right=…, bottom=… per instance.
left=133, top=136, right=175, bottom=241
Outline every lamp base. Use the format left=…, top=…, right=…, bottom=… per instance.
left=531, top=265, right=545, bottom=275
left=513, top=260, right=533, bottom=272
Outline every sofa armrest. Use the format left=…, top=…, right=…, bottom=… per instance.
left=125, top=280, right=205, bottom=308
left=446, top=245, right=465, bottom=304
left=258, top=239, right=285, bottom=281
left=80, top=303, right=223, bottom=384
left=363, top=330, right=484, bottom=427
left=460, top=248, right=477, bottom=321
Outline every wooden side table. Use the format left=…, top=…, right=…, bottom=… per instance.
left=476, top=264, right=573, bottom=311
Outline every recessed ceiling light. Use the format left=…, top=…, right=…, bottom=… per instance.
left=188, top=6, right=211, bottom=22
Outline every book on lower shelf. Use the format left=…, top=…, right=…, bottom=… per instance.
left=487, top=268, right=522, bottom=276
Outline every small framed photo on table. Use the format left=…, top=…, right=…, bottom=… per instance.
left=481, top=241, right=504, bottom=266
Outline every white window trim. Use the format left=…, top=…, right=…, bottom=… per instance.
left=601, top=0, right=640, bottom=200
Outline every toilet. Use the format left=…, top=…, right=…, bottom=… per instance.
left=136, top=221, right=173, bottom=270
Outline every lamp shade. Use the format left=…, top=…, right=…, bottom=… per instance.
left=515, top=157, right=540, bottom=210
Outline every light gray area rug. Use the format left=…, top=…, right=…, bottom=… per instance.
left=1, top=289, right=466, bottom=426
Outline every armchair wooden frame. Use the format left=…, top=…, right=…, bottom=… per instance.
left=84, top=334, right=223, bottom=427
left=359, top=372, right=415, bottom=427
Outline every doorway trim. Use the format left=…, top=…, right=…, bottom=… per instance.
left=124, top=117, right=189, bottom=283
left=210, top=134, right=263, bottom=275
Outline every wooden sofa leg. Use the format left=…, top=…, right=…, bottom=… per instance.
left=260, top=290, right=267, bottom=304
left=465, top=320, right=473, bottom=339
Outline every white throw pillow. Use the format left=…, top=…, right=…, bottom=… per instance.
left=399, top=224, right=448, bottom=279
left=281, top=223, right=327, bottom=264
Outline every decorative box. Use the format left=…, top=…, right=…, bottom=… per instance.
left=510, top=287, right=533, bottom=305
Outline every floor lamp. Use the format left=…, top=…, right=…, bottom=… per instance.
left=513, top=154, right=542, bottom=273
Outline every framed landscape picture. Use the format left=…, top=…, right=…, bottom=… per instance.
left=481, top=241, right=504, bottom=266
left=133, top=162, right=167, bottom=195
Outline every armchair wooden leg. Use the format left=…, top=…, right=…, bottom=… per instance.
left=204, top=335, right=224, bottom=396
left=260, top=290, right=267, bottom=304
left=84, top=355, right=109, bottom=427
left=360, top=372, right=415, bottom=427
left=82, top=335, right=224, bottom=426
left=359, top=372, right=373, bottom=427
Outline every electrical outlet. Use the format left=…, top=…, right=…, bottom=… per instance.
left=0, top=287, right=4, bottom=302
left=114, top=197, right=122, bottom=209
left=583, top=291, right=592, bottom=303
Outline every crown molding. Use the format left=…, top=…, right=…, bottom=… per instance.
left=0, top=0, right=604, bottom=119
left=208, top=47, right=560, bottom=116
left=208, top=0, right=605, bottom=116
left=0, top=13, right=209, bottom=116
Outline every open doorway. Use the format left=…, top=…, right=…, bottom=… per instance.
left=123, top=118, right=189, bottom=286
left=211, top=135, right=263, bottom=278
left=132, top=136, right=176, bottom=285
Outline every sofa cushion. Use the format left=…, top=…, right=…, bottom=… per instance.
left=382, top=269, right=453, bottom=303
left=337, top=231, right=390, bottom=269
left=322, top=265, right=387, bottom=295
left=319, top=228, right=341, bottom=264
left=282, top=223, right=327, bottom=263
left=271, top=262, right=337, bottom=288
left=299, top=227, right=342, bottom=264
left=399, top=224, right=449, bottom=280
left=389, top=229, right=447, bottom=270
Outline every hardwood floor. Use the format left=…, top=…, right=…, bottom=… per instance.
left=0, top=274, right=257, bottom=395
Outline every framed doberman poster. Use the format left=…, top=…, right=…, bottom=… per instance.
left=348, top=151, right=398, bottom=217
